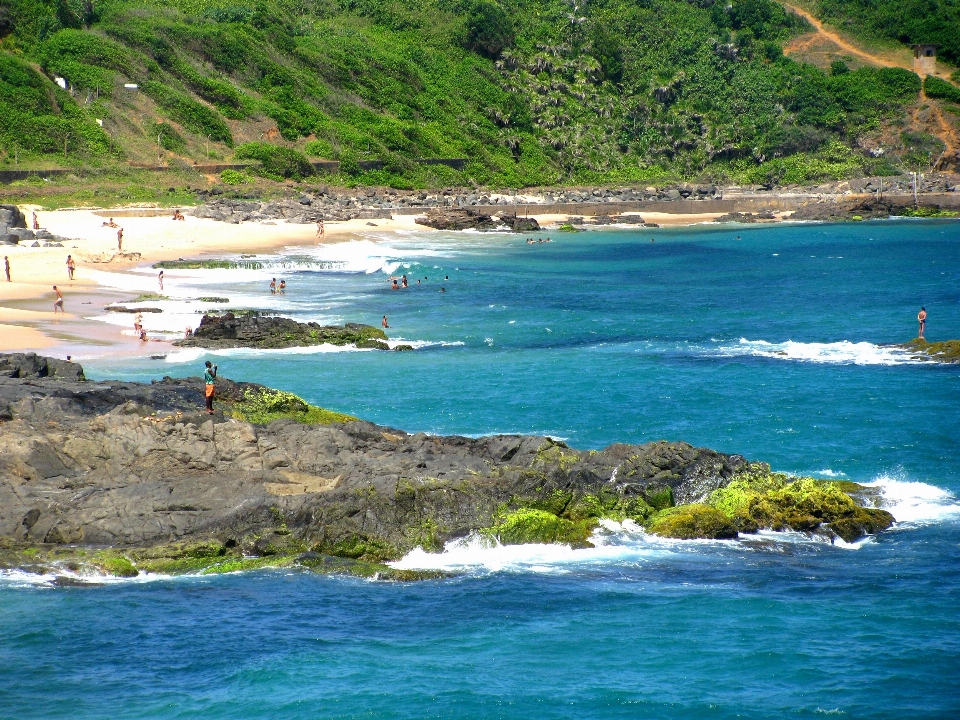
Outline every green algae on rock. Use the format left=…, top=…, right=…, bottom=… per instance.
left=227, top=388, right=357, bottom=426
left=174, top=312, right=398, bottom=351
left=898, top=338, right=960, bottom=363
left=707, top=463, right=894, bottom=542
left=646, top=505, right=739, bottom=540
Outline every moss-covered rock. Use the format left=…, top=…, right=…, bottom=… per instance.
left=175, top=313, right=392, bottom=351
left=227, top=388, right=356, bottom=426
left=296, top=552, right=448, bottom=582
left=646, top=504, right=739, bottom=539
left=486, top=508, right=597, bottom=547
left=707, top=464, right=894, bottom=541
left=312, top=535, right=402, bottom=563
left=93, top=551, right=139, bottom=577
left=899, top=338, right=960, bottom=363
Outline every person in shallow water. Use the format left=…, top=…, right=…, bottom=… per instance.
left=392, top=279, right=399, bottom=290
left=269, top=278, right=276, bottom=294
left=401, top=275, right=408, bottom=288
left=382, top=315, right=389, bottom=329
left=918, top=307, right=927, bottom=338
left=203, top=361, right=217, bottom=414
left=278, top=280, right=286, bottom=294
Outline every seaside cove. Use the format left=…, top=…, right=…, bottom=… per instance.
left=2, top=218, right=959, bottom=719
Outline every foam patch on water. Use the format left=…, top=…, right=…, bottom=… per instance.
left=0, top=567, right=172, bottom=589
left=868, top=476, right=960, bottom=525
left=715, top=338, right=918, bottom=365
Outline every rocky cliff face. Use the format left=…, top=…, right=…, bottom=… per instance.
left=0, top=356, right=894, bottom=580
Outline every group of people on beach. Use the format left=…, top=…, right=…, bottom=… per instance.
left=269, top=278, right=286, bottom=294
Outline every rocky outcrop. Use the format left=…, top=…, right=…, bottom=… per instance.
left=790, top=199, right=955, bottom=222
left=896, top=338, right=960, bottom=363
left=175, top=312, right=400, bottom=350
left=0, top=356, right=897, bottom=580
left=0, top=353, right=84, bottom=381
left=413, top=208, right=541, bottom=232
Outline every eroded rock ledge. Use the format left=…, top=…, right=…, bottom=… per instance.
left=0, top=356, right=895, bottom=581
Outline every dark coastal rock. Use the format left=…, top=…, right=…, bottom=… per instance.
left=414, top=208, right=500, bottom=231
left=0, top=353, right=84, bottom=381
left=0, top=356, right=897, bottom=579
left=175, top=312, right=393, bottom=350
left=789, top=199, right=952, bottom=222
left=0, top=204, right=26, bottom=236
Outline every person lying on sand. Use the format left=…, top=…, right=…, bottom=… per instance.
left=101, top=218, right=119, bottom=228
left=172, top=209, right=185, bottom=221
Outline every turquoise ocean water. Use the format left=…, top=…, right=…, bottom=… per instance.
left=3, top=220, right=960, bottom=718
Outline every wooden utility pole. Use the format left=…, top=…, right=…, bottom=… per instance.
left=64, top=133, right=69, bottom=158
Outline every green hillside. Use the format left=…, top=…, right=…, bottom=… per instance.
left=0, top=0, right=931, bottom=189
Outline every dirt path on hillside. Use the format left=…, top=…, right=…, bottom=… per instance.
left=782, top=3, right=959, bottom=169
left=782, top=4, right=899, bottom=68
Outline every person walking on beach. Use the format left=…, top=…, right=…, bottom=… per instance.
left=53, top=285, right=64, bottom=313
left=4, top=256, right=10, bottom=282
left=66, top=255, right=75, bottom=280
left=382, top=315, right=390, bottom=329
left=316, top=219, right=324, bottom=238
left=203, top=360, right=217, bottom=414
left=918, top=307, right=927, bottom=339
left=269, top=278, right=276, bottom=294
left=117, top=227, right=124, bottom=251
left=158, top=270, right=164, bottom=291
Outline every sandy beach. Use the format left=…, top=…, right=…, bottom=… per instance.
left=0, top=206, right=735, bottom=356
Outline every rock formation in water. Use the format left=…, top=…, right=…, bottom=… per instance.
left=175, top=312, right=406, bottom=351
left=0, top=355, right=895, bottom=581
left=896, top=338, right=960, bottom=363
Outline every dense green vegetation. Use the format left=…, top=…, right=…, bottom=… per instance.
left=924, top=75, right=960, bottom=105
left=0, top=0, right=937, bottom=186
left=818, top=0, right=960, bottom=65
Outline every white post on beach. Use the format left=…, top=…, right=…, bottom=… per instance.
left=912, top=172, right=918, bottom=207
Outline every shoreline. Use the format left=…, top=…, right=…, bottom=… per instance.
left=0, top=206, right=744, bottom=357
left=1, top=201, right=953, bottom=357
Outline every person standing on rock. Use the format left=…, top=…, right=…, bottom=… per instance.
left=53, top=286, right=64, bottom=313
left=203, top=361, right=218, bottom=415
left=4, top=256, right=10, bottom=282
left=918, top=307, right=927, bottom=339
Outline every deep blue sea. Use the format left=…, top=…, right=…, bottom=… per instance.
left=3, top=220, right=960, bottom=719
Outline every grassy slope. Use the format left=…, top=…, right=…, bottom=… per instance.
left=0, top=0, right=937, bottom=192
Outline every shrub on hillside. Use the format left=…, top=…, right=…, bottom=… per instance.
left=924, top=76, right=960, bottom=105
left=142, top=80, right=233, bottom=146
left=220, top=169, right=250, bottom=185
left=234, top=142, right=314, bottom=180
left=463, top=0, right=514, bottom=58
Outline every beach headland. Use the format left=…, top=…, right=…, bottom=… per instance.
left=0, top=354, right=896, bottom=581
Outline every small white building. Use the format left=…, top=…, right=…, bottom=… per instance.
left=912, top=44, right=938, bottom=75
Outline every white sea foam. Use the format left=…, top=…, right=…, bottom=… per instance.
left=867, top=476, right=960, bottom=525
left=715, top=338, right=918, bottom=365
